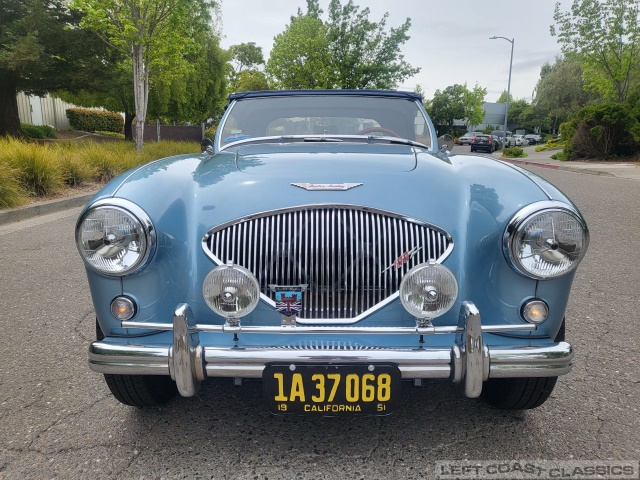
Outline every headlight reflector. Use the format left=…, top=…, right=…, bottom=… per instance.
left=203, top=264, right=260, bottom=319
left=399, top=263, right=458, bottom=319
left=505, top=203, right=588, bottom=279
left=76, top=202, right=154, bottom=276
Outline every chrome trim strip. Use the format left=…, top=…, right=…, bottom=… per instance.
left=121, top=320, right=536, bottom=335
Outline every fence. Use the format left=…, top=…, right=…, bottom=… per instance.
left=132, top=121, right=205, bottom=142
left=16, top=92, right=75, bottom=129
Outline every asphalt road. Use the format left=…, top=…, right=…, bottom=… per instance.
left=1, top=166, right=639, bottom=480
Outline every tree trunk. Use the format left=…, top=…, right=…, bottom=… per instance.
left=132, top=44, right=148, bottom=151
left=0, top=79, right=23, bottom=137
left=124, top=111, right=134, bottom=141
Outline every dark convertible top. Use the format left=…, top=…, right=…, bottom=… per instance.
left=228, top=89, right=423, bottom=102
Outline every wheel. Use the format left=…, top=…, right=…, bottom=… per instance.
left=357, top=127, right=401, bottom=137
left=96, top=320, right=177, bottom=407
left=481, top=320, right=565, bottom=410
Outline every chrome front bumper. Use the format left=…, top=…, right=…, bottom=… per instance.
left=88, top=302, right=573, bottom=399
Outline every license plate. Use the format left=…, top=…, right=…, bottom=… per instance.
left=263, top=363, right=400, bottom=416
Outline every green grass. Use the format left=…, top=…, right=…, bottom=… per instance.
left=0, top=137, right=200, bottom=209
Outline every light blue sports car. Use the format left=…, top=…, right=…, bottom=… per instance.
left=76, top=90, right=589, bottom=414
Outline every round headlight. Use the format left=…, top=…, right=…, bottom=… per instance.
left=76, top=201, right=154, bottom=276
left=399, top=263, right=458, bottom=319
left=203, top=264, right=260, bottom=319
left=505, top=203, right=589, bottom=279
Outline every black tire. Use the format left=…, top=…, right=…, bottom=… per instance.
left=96, top=320, right=177, bottom=407
left=481, top=320, right=565, bottom=410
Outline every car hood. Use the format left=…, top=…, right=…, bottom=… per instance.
left=98, top=143, right=570, bottom=234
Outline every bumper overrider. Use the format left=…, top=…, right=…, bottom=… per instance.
left=88, top=302, right=573, bottom=399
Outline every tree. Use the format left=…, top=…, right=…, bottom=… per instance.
left=227, top=42, right=267, bottom=93
left=0, top=0, right=110, bottom=137
left=149, top=30, right=228, bottom=124
left=427, top=83, right=487, bottom=132
left=463, top=83, right=487, bottom=129
left=534, top=57, right=594, bottom=133
left=551, top=0, right=640, bottom=102
left=428, top=85, right=466, bottom=132
left=74, top=0, right=216, bottom=150
left=496, top=90, right=514, bottom=104
left=266, top=0, right=419, bottom=90
left=266, top=15, right=333, bottom=89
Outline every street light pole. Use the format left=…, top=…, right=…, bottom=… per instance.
left=490, top=36, right=514, bottom=137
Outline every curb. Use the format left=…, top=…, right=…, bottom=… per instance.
left=0, top=192, right=96, bottom=226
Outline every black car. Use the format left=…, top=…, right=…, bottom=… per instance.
left=470, top=134, right=495, bottom=153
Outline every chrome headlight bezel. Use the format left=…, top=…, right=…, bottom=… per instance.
left=75, top=199, right=156, bottom=277
left=504, top=200, right=589, bottom=280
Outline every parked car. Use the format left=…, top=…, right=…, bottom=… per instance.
left=457, top=131, right=482, bottom=145
left=77, top=90, right=588, bottom=415
left=491, top=135, right=504, bottom=149
left=525, top=134, right=543, bottom=145
left=490, top=129, right=513, bottom=147
left=512, top=134, right=529, bottom=147
left=470, top=133, right=495, bottom=153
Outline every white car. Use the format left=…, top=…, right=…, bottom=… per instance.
left=512, top=135, right=528, bottom=147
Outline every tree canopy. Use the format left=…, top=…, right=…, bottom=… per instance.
left=0, top=0, right=110, bottom=136
left=427, top=84, right=486, bottom=132
left=74, top=0, right=218, bottom=149
left=551, top=0, right=640, bottom=102
left=266, top=0, right=419, bottom=90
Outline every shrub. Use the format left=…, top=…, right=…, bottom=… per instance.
left=21, top=124, right=57, bottom=139
left=58, top=153, right=97, bottom=186
left=502, top=147, right=526, bottom=158
left=204, top=125, right=217, bottom=140
left=561, top=102, right=640, bottom=159
left=66, top=108, right=124, bottom=133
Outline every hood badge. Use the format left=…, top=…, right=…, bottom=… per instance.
left=292, top=183, right=363, bottom=191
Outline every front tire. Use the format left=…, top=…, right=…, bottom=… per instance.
left=96, top=320, right=177, bottom=407
left=481, top=321, right=565, bottom=410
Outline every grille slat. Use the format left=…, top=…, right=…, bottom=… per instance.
left=204, top=206, right=452, bottom=320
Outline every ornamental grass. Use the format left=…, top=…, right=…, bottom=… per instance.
left=0, top=137, right=200, bottom=209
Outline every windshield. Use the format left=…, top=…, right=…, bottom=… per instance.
left=218, top=95, right=432, bottom=150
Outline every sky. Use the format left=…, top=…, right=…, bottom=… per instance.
left=218, top=0, right=566, bottom=103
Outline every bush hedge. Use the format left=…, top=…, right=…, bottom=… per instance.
left=21, top=124, right=57, bottom=139
left=502, top=147, right=526, bottom=158
left=560, top=102, right=640, bottom=159
left=66, top=108, right=124, bottom=133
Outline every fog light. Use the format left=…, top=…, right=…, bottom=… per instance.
left=110, top=296, right=136, bottom=320
left=399, top=263, right=458, bottom=319
left=521, top=299, right=549, bottom=324
left=203, top=264, right=260, bottom=319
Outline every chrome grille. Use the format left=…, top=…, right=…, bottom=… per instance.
left=203, top=206, right=452, bottom=319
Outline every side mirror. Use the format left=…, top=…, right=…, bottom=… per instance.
left=201, top=138, right=214, bottom=155
left=437, top=134, right=455, bottom=152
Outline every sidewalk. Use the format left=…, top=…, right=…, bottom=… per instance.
left=495, top=145, right=640, bottom=180
left=1, top=146, right=639, bottom=226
